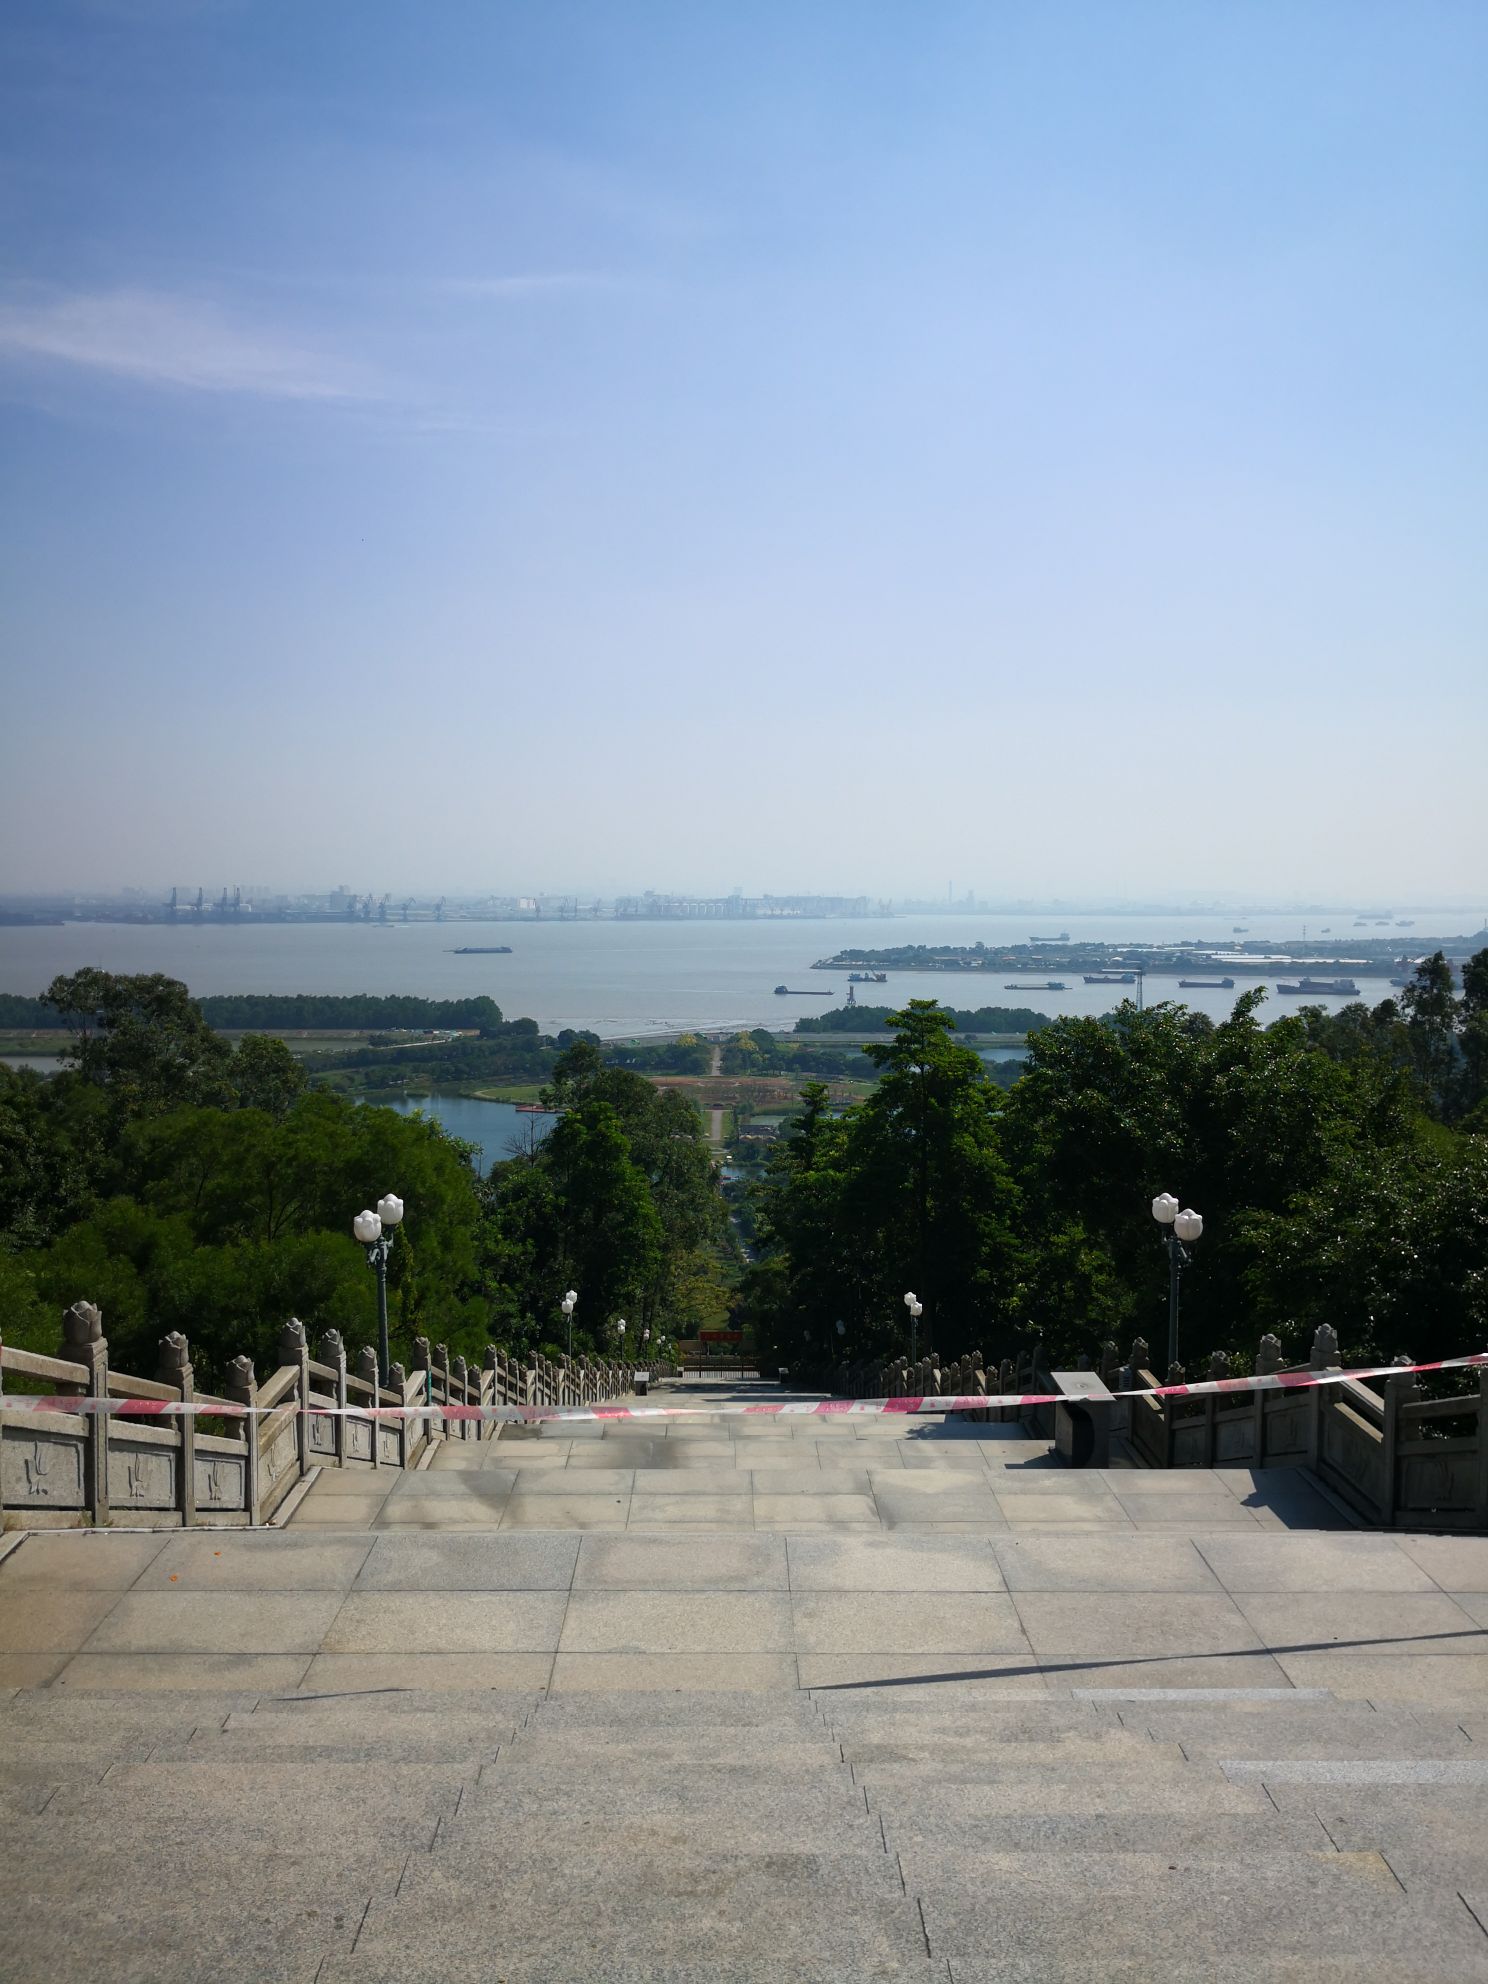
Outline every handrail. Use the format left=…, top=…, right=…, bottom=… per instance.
left=1, top=1346, right=90, bottom=1386
left=107, top=1372, right=179, bottom=1401
left=256, top=1365, right=299, bottom=1411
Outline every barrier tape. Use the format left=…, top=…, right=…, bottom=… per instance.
left=1, top=1351, right=1484, bottom=1421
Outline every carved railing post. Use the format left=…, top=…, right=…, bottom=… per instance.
left=158, top=1331, right=195, bottom=1527
left=432, top=1342, right=450, bottom=1436
left=355, top=1344, right=382, bottom=1471
left=1382, top=1353, right=1419, bottom=1527
left=1252, top=1334, right=1283, bottom=1465
left=483, top=1345, right=500, bottom=1442
left=225, top=1355, right=259, bottom=1523
left=62, top=1302, right=108, bottom=1526
left=318, top=1329, right=347, bottom=1468
left=1307, top=1324, right=1341, bottom=1472
left=1129, top=1337, right=1151, bottom=1385
left=451, top=1355, right=469, bottom=1441
left=388, top=1361, right=410, bottom=1466
left=277, top=1318, right=311, bottom=1479
left=1310, top=1324, right=1340, bottom=1371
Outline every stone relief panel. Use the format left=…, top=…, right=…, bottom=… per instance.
left=2, top=1428, right=86, bottom=1506
left=112, top=1443, right=176, bottom=1506
left=345, top=1419, right=372, bottom=1461
left=194, top=1454, right=247, bottom=1510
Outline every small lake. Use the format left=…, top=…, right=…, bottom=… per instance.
left=387, top=1093, right=556, bottom=1173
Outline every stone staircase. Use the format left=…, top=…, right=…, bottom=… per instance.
left=5, top=1681, right=1488, bottom=1980
left=3, top=1383, right=1488, bottom=1981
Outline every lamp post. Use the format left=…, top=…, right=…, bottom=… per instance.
left=1151, top=1193, right=1203, bottom=1370
left=353, top=1192, right=404, bottom=1383
left=616, top=1317, right=627, bottom=1359
left=560, top=1289, right=578, bottom=1360
left=903, top=1290, right=923, bottom=1364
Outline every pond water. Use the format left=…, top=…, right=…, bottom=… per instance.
left=386, top=1093, right=557, bottom=1173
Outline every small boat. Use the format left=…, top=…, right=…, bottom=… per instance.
left=1277, top=977, right=1359, bottom=997
left=1084, top=972, right=1136, bottom=985
left=1006, top=981, right=1066, bottom=991
left=450, top=946, right=513, bottom=955
left=1232, top=926, right=1249, bottom=933
left=514, top=1102, right=554, bottom=1114
left=1179, top=977, right=1235, bottom=989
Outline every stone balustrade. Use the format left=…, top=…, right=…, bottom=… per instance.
left=0, top=1304, right=665, bottom=1531
left=819, top=1322, right=1488, bottom=1532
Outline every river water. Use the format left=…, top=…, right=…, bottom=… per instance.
left=1, top=908, right=1478, bottom=1037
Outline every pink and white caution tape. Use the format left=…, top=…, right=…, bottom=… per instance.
left=1, top=1351, right=1484, bottom=1422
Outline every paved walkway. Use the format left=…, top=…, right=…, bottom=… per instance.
left=4, top=1379, right=1488, bottom=1979
left=289, top=1376, right=1350, bottom=1536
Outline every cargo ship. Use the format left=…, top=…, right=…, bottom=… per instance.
left=1276, top=977, right=1359, bottom=997
left=1006, top=981, right=1067, bottom=991
left=450, top=946, right=513, bottom=954
left=1084, top=972, right=1137, bottom=985
left=1179, top=977, right=1236, bottom=989
left=775, top=985, right=833, bottom=996
left=848, top=971, right=888, bottom=983
left=1031, top=932, right=1070, bottom=943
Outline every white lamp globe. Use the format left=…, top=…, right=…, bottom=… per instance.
left=903, top=1290, right=917, bottom=1308
left=377, top=1193, right=404, bottom=1228
left=1151, top=1193, right=1179, bottom=1225
left=353, top=1210, right=382, bottom=1244
left=1174, top=1208, right=1204, bottom=1242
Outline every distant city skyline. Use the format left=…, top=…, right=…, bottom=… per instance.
left=2, top=879, right=1483, bottom=925
left=1, top=2, right=1484, bottom=899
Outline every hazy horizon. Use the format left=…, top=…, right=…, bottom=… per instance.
left=2, top=1, right=1484, bottom=900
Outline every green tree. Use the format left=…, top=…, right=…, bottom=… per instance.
left=230, top=1035, right=309, bottom=1117
left=44, top=970, right=233, bottom=1121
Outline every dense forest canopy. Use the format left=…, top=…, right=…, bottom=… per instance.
left=3, top=956, right=1484, bottom=1391
left=746, top=957, right=1488, bottom=1376
left=0, top=971, right=733, bottom=1381
left=0, top=990, right=510, bottom=1032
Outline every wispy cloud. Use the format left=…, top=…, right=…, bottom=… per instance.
left=0, top=286, right=381, bottom=402
left=441, top=271, right=618, bottom=300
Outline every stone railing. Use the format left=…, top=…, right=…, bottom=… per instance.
left=0, top=1302, right=646, bottom=1532
left=821, top=1322, right=1488, bottom=1531
left=1120, top=1323, right=1488, bottom=1532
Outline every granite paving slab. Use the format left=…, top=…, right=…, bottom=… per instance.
left=0, top=1589, right=124, bottom=1652
left=786, top=1534, right=1004, bottom=1591
left=994, top=1534, right=1220, bottom=1591
left=557, top=1589, right=795, bottom=1653
left=139, top=1532, right=377, bottom=1590
left=1233, top=1590, right=1486, bottom=1655
left=0, top=1532, right=170, bottom=1589
left=792, top=1591, right=1030, bottom=1655
left=574, top=1533, right=786, bottom=1589
left=354, top=1532, right=579, bottom=1590
left=80, top=1590, right=344, bottom=1654
left=321, top=1590, right=568, bottom=1653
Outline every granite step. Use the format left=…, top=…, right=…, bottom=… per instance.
left=913, top=1850, right=1488, bottom=1969
left=351, top=1856, right=930, bottom=1973
left=861, top=1767, right=1269, bottom=1816
left=946, top=1955, right=1488, bottom=1983
left=885, top=1809, right=1335, bottom=1858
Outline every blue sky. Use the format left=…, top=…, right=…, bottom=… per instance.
left=1, top=0, right=1484, bottom=900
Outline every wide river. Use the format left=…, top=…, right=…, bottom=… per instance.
left=0, top=908, right=1479, bottom=1038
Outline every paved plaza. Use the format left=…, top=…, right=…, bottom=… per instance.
left=3, top=1381, right=1488, bottom=1979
